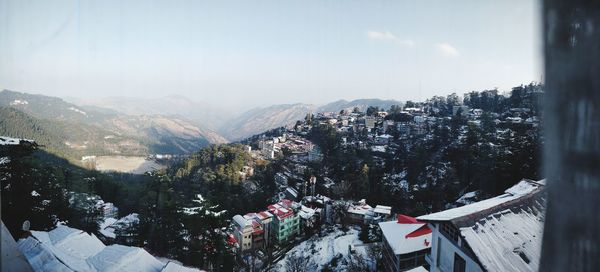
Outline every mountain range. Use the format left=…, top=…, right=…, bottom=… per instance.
left=71, top=95, right=402, bottom=141
left=0, top=90, right=225, bottom=159
left=0, top=89, right=402, bottom=158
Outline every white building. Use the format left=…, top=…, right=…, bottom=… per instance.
left=379, top=215, right=432, bottom=272
left=417, top=179, right=545, bottom=272
left=375, top=134, right=393, bottom=145
left=233, top=215, right=254, bottom=252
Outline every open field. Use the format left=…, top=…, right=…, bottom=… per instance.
left=94, top=156, right=166, bottom=174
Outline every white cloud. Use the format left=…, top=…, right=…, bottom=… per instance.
left=436, top=42, right=459, bottom=57
left=366, top=30, right=415, bottom=47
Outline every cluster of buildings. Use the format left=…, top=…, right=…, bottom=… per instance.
left=290, top=103, right=541, bottom=164
left=378, top=179, right=545, bottom=272
left=253, top=133, right=320, bottom=161
left=68, top=192, right=119, bottom=219
left=345, top=199, right=393, bottom=225
left=229, top=195, right=334, bottom=255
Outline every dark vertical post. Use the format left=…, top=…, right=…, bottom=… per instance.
left=541, top=1, right=600, bottom=271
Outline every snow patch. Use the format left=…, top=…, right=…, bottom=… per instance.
left=273, top=226, right=369, bottom=271
left=68, top=107, right=87, bottom=116
left=10, top=99, right=28, bottom=106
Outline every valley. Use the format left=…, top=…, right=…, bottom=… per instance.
left=84, top=155, right=167, bottom=174
left=1, top=83, right=544, bottom=271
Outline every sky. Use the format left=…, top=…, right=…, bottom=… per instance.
left=0, top=0, right=542, bottom=110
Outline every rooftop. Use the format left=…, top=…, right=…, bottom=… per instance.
left=418, top=179, right=546, bottom=272
left=417, top=179, right=545, bottom=222
left=373, top=205, right=392, bottom=215
left=267, top=200, right=296, bottom=220
left=378, top=215, right=432, bottom=255
left=17, top=225, right=200, bottom=272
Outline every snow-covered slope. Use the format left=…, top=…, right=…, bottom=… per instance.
left=272, top=226, right=372, bottom=271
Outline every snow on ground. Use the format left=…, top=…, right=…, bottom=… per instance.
left=94, top=156, right=166, bottom=174
left=272, top=226, right=369, bottom=271
left=0, top=136, right=34, bottom=146
left=99, top=214, right=139, bottom=239
left=68, top=107, right=87, bottom=116
left=10, top=99, right=28, bottom=106
left=455, top=191, right=478, bottom=205
left=0, top=157, right=10, bottom=165
left=99, top=218, right=119, bottom=239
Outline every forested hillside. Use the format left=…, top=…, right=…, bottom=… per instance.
left=0, top=140, right=148, bottom=238
left=0, top=90, right=225, bottom=160
left=0, top=107, right=148, bottom=160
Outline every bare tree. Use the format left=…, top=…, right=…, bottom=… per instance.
left=347, top=253, right=369, bottom=272
left=285, top=253, right=309, bottom=272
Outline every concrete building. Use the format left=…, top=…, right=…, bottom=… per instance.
left=365, top=116, right=376, bottom=129
left=233, top=215, right=254, bottom=252
left=268, top=200, right=301, bottom=244
left=417, top=179, right=545, bottom=272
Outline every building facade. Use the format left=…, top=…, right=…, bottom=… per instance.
left=268, top=200, right=300, bottom=244
left=418, top=179, right=545, bottom=272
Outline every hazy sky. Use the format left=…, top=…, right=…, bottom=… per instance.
left=0, top=0, right=541, bottom=110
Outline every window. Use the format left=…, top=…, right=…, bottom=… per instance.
left=453, top=253, right=466, bottom=272
left=440, top=223, right=460, bottom=242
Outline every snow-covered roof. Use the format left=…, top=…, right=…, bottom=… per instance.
left=347, top=204, right=372, bottom=216
left=298, top=205, right=316, bottom=219
left=406, top=266, right=428, bottom=272
left=17, top=237, right=72, bottom=271
left=378, top=219, right=432, bottom=255
left=418, top=179, right=546, bottom=272
left=18, top=225, right=192, bottom=272
left=373, top=205, right=392, bottom=215
left=233, top=215, right=251, bottom=228
left=460, top=202, right=544, bottom=272
left=417, top=179, right=544, bottom=222
left=376, top=134, right=393, bottom=139
left=87, top=245, right=164, bottom=272
left=161, top=262, right=202, bottom=272
left=267, top=200, right=297, bottom=220
left=455, top=191, right=478, bottom=205
left=371, top=145, right=386, bottom=153
left=27, top=226, right=107, bottom=271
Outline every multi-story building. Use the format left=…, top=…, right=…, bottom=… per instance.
left=244, top=215, right=265, bottom=250
left=417, top=179, right=545, bottom=272
left=268, top=200, right=300, bottom=244
left=232, top=215, right=253, bottom=252
left=244, top=211, right=274, bottom=250
left=364, top=116, right=376, bottom=129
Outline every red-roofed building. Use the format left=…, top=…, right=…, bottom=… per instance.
left=379, top=215, right=432, bottom=272
left=267, top=200, right=300, bottom=244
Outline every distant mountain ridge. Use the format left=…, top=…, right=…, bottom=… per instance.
left=0, top=90, right=226, bottom=158
left=317, top=98, right=402, bottom=113
left=219, top=98, right=403, bottom=141
left=68, top=95, right=234, bottom=131
left=3, top=89, right=402, bottom=146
